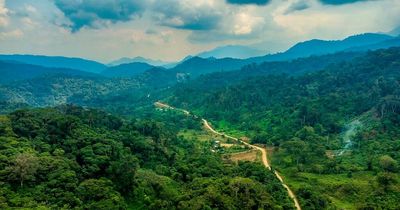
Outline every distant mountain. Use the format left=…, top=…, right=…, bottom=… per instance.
left=0, top=60, right=99, bottom=84
left=170, top=33, right=399, bottom=77
left=388, top=26, right=400, bottom=36
left=2, top=32, right=399, bottom=92
left=0, top=74, right=131, bottom=107
left=0, top=54, right=106, bottom=73
left=171, top=33, right=390, bottom=77
left=108, top=56, right=172, bottom=67
left=170, top=56, right=247, bottom=77
left=0, top=48, right=388, bottom=111
left=170, top=51, right=364, bottom=91
left=346, top=37, right=400, bottom=52
left=249, top=33, right=394, bottom=63
left=196, top=45, right=265, bottom=59
left=101, top=62, right=155, bottom=78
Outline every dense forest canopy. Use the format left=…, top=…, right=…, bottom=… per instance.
left=167, top=48, right=400, bottom=208
left=171, top=48, right=400, bottom=141
left=0, top=105, right=294, bottom=209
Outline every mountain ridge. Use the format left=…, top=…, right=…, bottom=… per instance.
left=170, top=33, right=399, bottom=77
left=108, top=56, right=172, bottom=67
left=0, top=60, right=100, bottom=84
left=196, top=45, right=265, bottom=59
left=0, top=54, right=106, bottom=73
left=101, top=62, right=155, bottom=78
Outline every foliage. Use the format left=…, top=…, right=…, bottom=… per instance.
left=168, top=47, right=400, bottom=208
left=0, top=106, right=294, bottom=209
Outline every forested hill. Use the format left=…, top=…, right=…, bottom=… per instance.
left=0, top=61, right=99, bottom=84
left=171, top=51, right=363, bottom=91
left=0, top=105, right=294, bottom=209
left=101, top=62, right=155, bottom=78
left=170, top=47, right=400, bottom=142
left=167, top=33, right=399, bottom=77
left=0, top=66, right=179, bottom=111
left=168, top=47, right=400, bottom=208
left=0, top=50, right=362, bottom=113
left=0, top=55, right=106, bottom=73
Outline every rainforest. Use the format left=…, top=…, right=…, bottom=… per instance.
left=0, top=0, right=400, bottom=209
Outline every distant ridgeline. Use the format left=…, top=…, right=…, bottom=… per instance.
left=0, top=48, right=398, bottom=115
left=0, top=32, right=399, bottom=80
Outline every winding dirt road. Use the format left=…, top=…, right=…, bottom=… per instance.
left=202, top=119, right=271, bottom=170
left=155, top=102, right=301, bottom=210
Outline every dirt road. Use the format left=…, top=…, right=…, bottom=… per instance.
left=202, top=119, right=271, bottom=169
left=155, top=102, right=301, bottom=210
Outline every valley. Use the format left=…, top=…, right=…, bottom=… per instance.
left=1, top=46, right=400, bottom=208
left=155, top=101, right=302, bottom=210
left=0, top=20, right=399, bottom=209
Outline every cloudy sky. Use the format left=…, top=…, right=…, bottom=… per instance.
left=0, top=0, right=399, bottom=63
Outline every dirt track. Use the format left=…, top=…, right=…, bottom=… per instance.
left=202, top=119, right=271, bottom=169
left=155, top=101, right=301, bottom=210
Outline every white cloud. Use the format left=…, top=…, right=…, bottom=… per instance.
left=0, top=29, right=23, bottom=40
left=271, top=0, right=400, bottom=40
left=24, top=4, right=38, bottom=14
left=21, top=17, right=39, bottom=29
left=233, top=12, right=265, bottom=35
left=0, top=0, right=9, bottom=27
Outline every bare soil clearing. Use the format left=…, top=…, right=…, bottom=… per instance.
left=228, top=150, right=259, bottom=163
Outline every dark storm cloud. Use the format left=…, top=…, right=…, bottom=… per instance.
left=226, top=0, right=270, bottom=5
left=167, top=15, right=221, bottom=31
left=152, top=1, right=222, bottom=30
left=319, top=0, right=372, bottom=5
left=53, top=0, right=145, bottom=32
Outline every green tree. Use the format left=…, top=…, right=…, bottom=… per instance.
left=8, top=153, right=39, bottom=187
left=107, top=154, right=139, bottom=193
left=282, top=140, right=307, bottom=166
left=379, top=155, right=398, bottom=172
left=376, top=172, right=397, bottom=191
left=77, top=178, right=126, bottom=210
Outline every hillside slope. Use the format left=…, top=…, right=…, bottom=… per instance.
left=101, top=62, right=155, bottom=78
left=169, top=47, right=400, bottom=209
left=170, top=33, right=398, bottom=77
left=0, top=61, right=99, bottom=84
left=0, top=54, right=106, bottom=73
